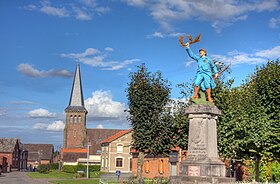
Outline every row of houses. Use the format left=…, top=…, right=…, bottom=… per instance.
left=60, top=128, right=185, bottom=178
left=0, top=138, right=53, bottom=173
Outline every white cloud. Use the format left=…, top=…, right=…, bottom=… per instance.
left=122, top=0, right=280, bottom=32
left=10, top=101, right=34, bottom=105
left=255, top=46, right=280, bottom=58
left=185, top=60, right=196, bottom=67
left=33, top=120, right=65, bottom=131
left=40, top=5, right=69, bottom=17
left=0, top=108, right=7, bottom=116
left=105, top=47, right=114, bottom=52
left=85, top=90, right=127, bottom=120
left=61, top=48, right=139, bottom=70
left=269, top=17, right=280, bottom=28
left=208, top=45, right=280, bottom=66
left=23, top=1, right=110, bottom=21
left=28, top=108, right=56, bottom=118
left=73, top=7, right=92, bottom=20
left=96, top=124, right=104, bottom=128
left=147, top=31, right=184, bottom=39
left=17, top=63, right=73, bottom=78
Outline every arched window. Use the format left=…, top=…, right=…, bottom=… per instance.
left=78, top=115, right=81, bottom=123
left=145, top=160, right=150, bottom=173
left=74, top=115, right=77, bottom=123
left=158, top=159, right=164, bottom=174
left=70, top=115, right=73, bottom=123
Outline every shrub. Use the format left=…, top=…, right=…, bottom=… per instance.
left=271, top=160, right=280, bottom=182
left=63, top=165, right=77, bottom=173
left=62, top=164, right=100, bottom=174
left=37, top=164, right=50, bottom=174
left=50, top=163, right=59, bottom=170
left=89, top=165, right=100, bottom=172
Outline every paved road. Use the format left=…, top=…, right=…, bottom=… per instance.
left=0, top=172, right=51, bottom=184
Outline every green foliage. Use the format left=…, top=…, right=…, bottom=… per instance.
left=63, top=165, right=77, bottom=173
left=49, top=179, right=100, bottom=184
left=271, top=160, right=280, bottom=182
left=126, top=63, right=173, bottom=155
left=62, top=164, right=100, bottom=174
left=214, top=60, right=280, bottom=181
left=89, top=165, right=101, bottom=172
left=27, top=170, right=74, bottom=179
left=50, top=163, right=59, bottom=170
left=245, top=160, right=280, bottom=182
left=37, top=164, right=50, bottom=174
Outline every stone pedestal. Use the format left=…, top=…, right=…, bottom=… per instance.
left=171, top=104, right=234, bottom=183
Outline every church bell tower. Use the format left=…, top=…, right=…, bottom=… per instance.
left=63, top=64, right=88, bottom=148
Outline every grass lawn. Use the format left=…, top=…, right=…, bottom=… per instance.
left=27, top=170, right=74, bottom=179
left=49, top=179, right=99, bottom=184
left=27, top=170, right=103, bottom=179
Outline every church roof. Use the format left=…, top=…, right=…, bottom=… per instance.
left=87, top=129, right=125, bottom=155
left=65, top=64, right=87, bottom=113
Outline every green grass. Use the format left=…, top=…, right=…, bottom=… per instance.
left=27, top=170, right=103, bottom=180
left=49, top=179, right=99, bottom=184
left=27, top=170, right=74, bottom=179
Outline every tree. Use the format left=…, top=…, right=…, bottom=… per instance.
left=126, top=64, right=174, bottom=182
left=215, top=60, right=280, bottom=182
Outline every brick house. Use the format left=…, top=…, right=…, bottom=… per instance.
left=0, top=138, right=28, bottom=172
left=100, top=129, right=132, bottom=173
left=23, top=144, right=54, bottom=168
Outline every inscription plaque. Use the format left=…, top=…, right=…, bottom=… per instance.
left=188, top=166, right=200, bottom=176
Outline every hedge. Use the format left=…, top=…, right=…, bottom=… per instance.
left=63, top=164, right=100, bottom=173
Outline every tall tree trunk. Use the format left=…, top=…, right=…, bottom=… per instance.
left=255, top=155, right=261, bottom=182
left=137, top=151, right=145, bottom=184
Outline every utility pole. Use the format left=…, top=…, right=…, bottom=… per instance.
left=87, top=141, right=91, bottom=179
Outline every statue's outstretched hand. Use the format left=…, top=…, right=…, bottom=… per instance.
left=185, top=42, right=190, bottom=48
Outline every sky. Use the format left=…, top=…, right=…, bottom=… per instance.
left=0, top=0, right=280, bottom=148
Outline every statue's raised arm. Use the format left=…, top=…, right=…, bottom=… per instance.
left=179, top=34, right=218, bottom=103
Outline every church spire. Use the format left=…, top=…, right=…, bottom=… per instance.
left=65, top=64, right=87, bottom=113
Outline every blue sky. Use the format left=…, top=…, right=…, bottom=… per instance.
left=0, top=0, right=279, bottom=147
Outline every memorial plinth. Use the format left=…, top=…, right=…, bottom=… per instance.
left=171, top=104, right=234, bottom=184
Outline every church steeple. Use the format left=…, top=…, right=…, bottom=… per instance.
left=65, top=64, right=87, bottom=113
left=64, top=64, right=87, bottom=148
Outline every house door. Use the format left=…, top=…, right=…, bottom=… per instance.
left=171, top=162, right=177, bottom=176
left=2, top=157, right=7, bottom=173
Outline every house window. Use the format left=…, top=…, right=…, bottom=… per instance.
left=116, top=158, right=123, bottom=167
left=129, top=158, right=132, bottom=171
left=105, top=158, right=108, bottom=167
left=158, top=159, right=164, bottom=174
left=70, top=115, right=73, bottom=123
left=96, top=150, right=102, bottom=154
left=117, top=144, right=123, bottom=153
left=78, top=115, right=81, bottom=123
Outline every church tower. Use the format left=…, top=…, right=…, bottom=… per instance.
left=64, top=64, right=88, bottom=148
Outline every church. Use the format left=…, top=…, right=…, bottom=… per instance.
left=61, top=64, right=125, bottom=165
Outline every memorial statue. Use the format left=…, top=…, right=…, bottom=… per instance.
left=179, top=34, right=218, bottom=103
